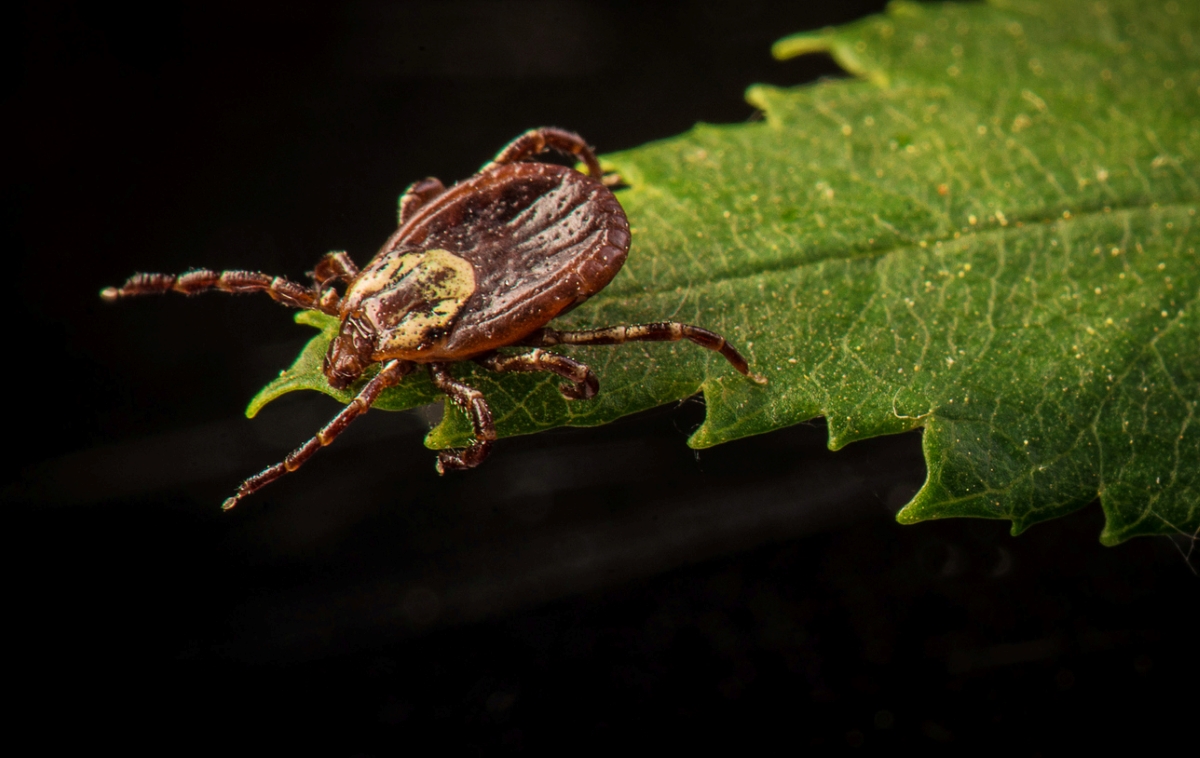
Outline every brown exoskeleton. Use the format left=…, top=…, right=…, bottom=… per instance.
left=103, top=128, right=765, bottom=510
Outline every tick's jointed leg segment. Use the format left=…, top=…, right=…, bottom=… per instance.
left=310, top=251, right=360, bottom=289
left=100, top=269, right=340, bottom=315
left=488, top=127, right=604, bottom=180
left=522, top=323, right=768, bottom=385
left=399, top=177, right=447, bottom=225
left=308, top=252, right=360, bottom=311
left=476, top=349, right=599, bottom=400
left=222, top=360, right=413, bottom=510
left=429, top=363, right=497, bottom=474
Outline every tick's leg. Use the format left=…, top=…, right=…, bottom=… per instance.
left=222, top=360, right=414, bottom=510
left=398, top=177, right=447, bottom=225
left=522, top=323, right=768, bottom=385
left=476, top=348, right=599, bottom=400
left=308, top=251, right=360, bottom=310
left=487, top=127, right=603, bottom=179
left=310, top=251, right=359, bottom=288
left=429, top=363, right=497, bottom=474
left=100, top=269, right=339, bottom=315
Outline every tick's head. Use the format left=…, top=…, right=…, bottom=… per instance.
left=324, top=317, right=376, bottom=390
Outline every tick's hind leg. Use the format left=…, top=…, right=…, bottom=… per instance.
left=476, top=348, right=599, bottom=400
left=429, top=363, right=497, bottom=474
left=522, top=323, right=768, bottom=385
left=222, top=360, right=413, bottom=510
left=101, top=269, right=339, bottom=315
left=398, top=177, right=447, bottom=225
left=488, top=127, right=603, bottom=180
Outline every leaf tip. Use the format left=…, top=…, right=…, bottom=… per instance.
left=245, top=381, right=285, bottom=419
left=295, top=309, right=337, bottom=330
left=772, top=33, right=832, bottom=61
left=894, top=479, right=937, bottom=525
left=687, top=426, right=714, bottom=450
left=424, top=399, right=471, bottom=450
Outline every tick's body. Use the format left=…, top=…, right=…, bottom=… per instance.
left=103, top=128, right=764, bottom=509
left=339, top=160, right=628, bottom=366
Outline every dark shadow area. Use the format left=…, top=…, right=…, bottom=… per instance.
left=6, top=0, right=1195, bottom=752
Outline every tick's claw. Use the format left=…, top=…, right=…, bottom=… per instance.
left=436, top=450, right=467, bottom=474
left=750, top=372, right=768, bottom=385
left=221, top=496, right=239, bottom=511
left=100, top=286, right=120, bottom=301
left=435, top=451, right=458, bottom=475
left=559, top=382, right=596, bottom=401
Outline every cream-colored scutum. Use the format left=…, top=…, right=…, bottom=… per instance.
left=365, top=248, right=477, bottom=354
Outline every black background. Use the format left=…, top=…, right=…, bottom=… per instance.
left=7, top=1, right=1197, bottom=753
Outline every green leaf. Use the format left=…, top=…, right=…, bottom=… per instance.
left=250, top=0, right=1199, bottom=545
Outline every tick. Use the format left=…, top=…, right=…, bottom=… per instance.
left=103, top=128, right=765, bottom=510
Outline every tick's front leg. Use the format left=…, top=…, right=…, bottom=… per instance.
left=101, top=269, right=339, bottom=315
left=429, top=363, right=497, bottom=473
left=222, top=359, right=414, bottom=510
left=476, top=349, right=599, bottom=400
left=310, top=251, right=360, bottom=288
left=307, top=251, right=360, bottom=310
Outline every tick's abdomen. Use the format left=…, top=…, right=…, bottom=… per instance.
left=364, top=162, right=630, bottom=360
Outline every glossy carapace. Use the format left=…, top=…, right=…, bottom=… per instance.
left=102, top=127, right=763, bottom=509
